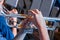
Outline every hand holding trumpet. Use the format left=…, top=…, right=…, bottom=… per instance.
left=18, top=9, right=50, bottom=40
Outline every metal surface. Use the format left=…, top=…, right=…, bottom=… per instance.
left=14, top=28, right=33, bottom=40
left=0, top=13, right=60, bottom=28
left=0, top=13, right=60, bottom=21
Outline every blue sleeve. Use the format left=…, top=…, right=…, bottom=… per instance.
left=0, top=16, right=14, bottom=40
left=0, top=34, right=7, bottom=40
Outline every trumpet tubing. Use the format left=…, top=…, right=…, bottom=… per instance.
left=19, top=14, right=60, bottom=22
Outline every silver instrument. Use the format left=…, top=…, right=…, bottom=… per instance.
left=0, top=6, right=60, bottom=28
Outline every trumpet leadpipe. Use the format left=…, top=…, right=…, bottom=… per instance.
left=6, top=14, right=60, bottom=22
left=0, top=13, right=60, bottom=22
left=44, top=17, right=60, bottom=22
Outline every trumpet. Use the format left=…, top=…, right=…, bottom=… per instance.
left=0, top=13, right=60, bottom=28
left=1, top=6, right=60, bottom=28
left=1, top=13, right=60, bottom=22
left=2, top=5, right=60, bottom=22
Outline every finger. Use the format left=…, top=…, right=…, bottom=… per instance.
left=28, top=9, right=37, bottom=14
left=28, top=10, right=37, bottom=15
left=29, top=9, right=41, bottom=14
left=35, top=9, right=42, bottom=14
left=32, top=9, right=38, bottom=14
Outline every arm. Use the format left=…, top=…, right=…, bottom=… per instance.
left=29, top=9, right=50, bottom=40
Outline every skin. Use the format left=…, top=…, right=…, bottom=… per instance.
left=0, top=0, right=4, bottom=10
left=29, top=9, right=50, bottom=40
left=22, top=9, right=50, bottom=40
left=0, top=0, right=4, bottom=5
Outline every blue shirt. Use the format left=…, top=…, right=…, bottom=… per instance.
left=0, top=16, right=14, bottom=40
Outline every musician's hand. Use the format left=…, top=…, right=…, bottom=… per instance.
left=28, top=9, right=50, bottom=40
left=18, top=9, right=46, bottom=29
left=28, top=9, right=46, bottom=29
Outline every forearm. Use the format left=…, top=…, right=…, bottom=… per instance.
left=33, top=15, right=50, bottom=40
left=36, top=18, right=50, bottom=40
left=28, top=9, right=50, bottom=40
left=38, top=25, right=50, bottom=40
